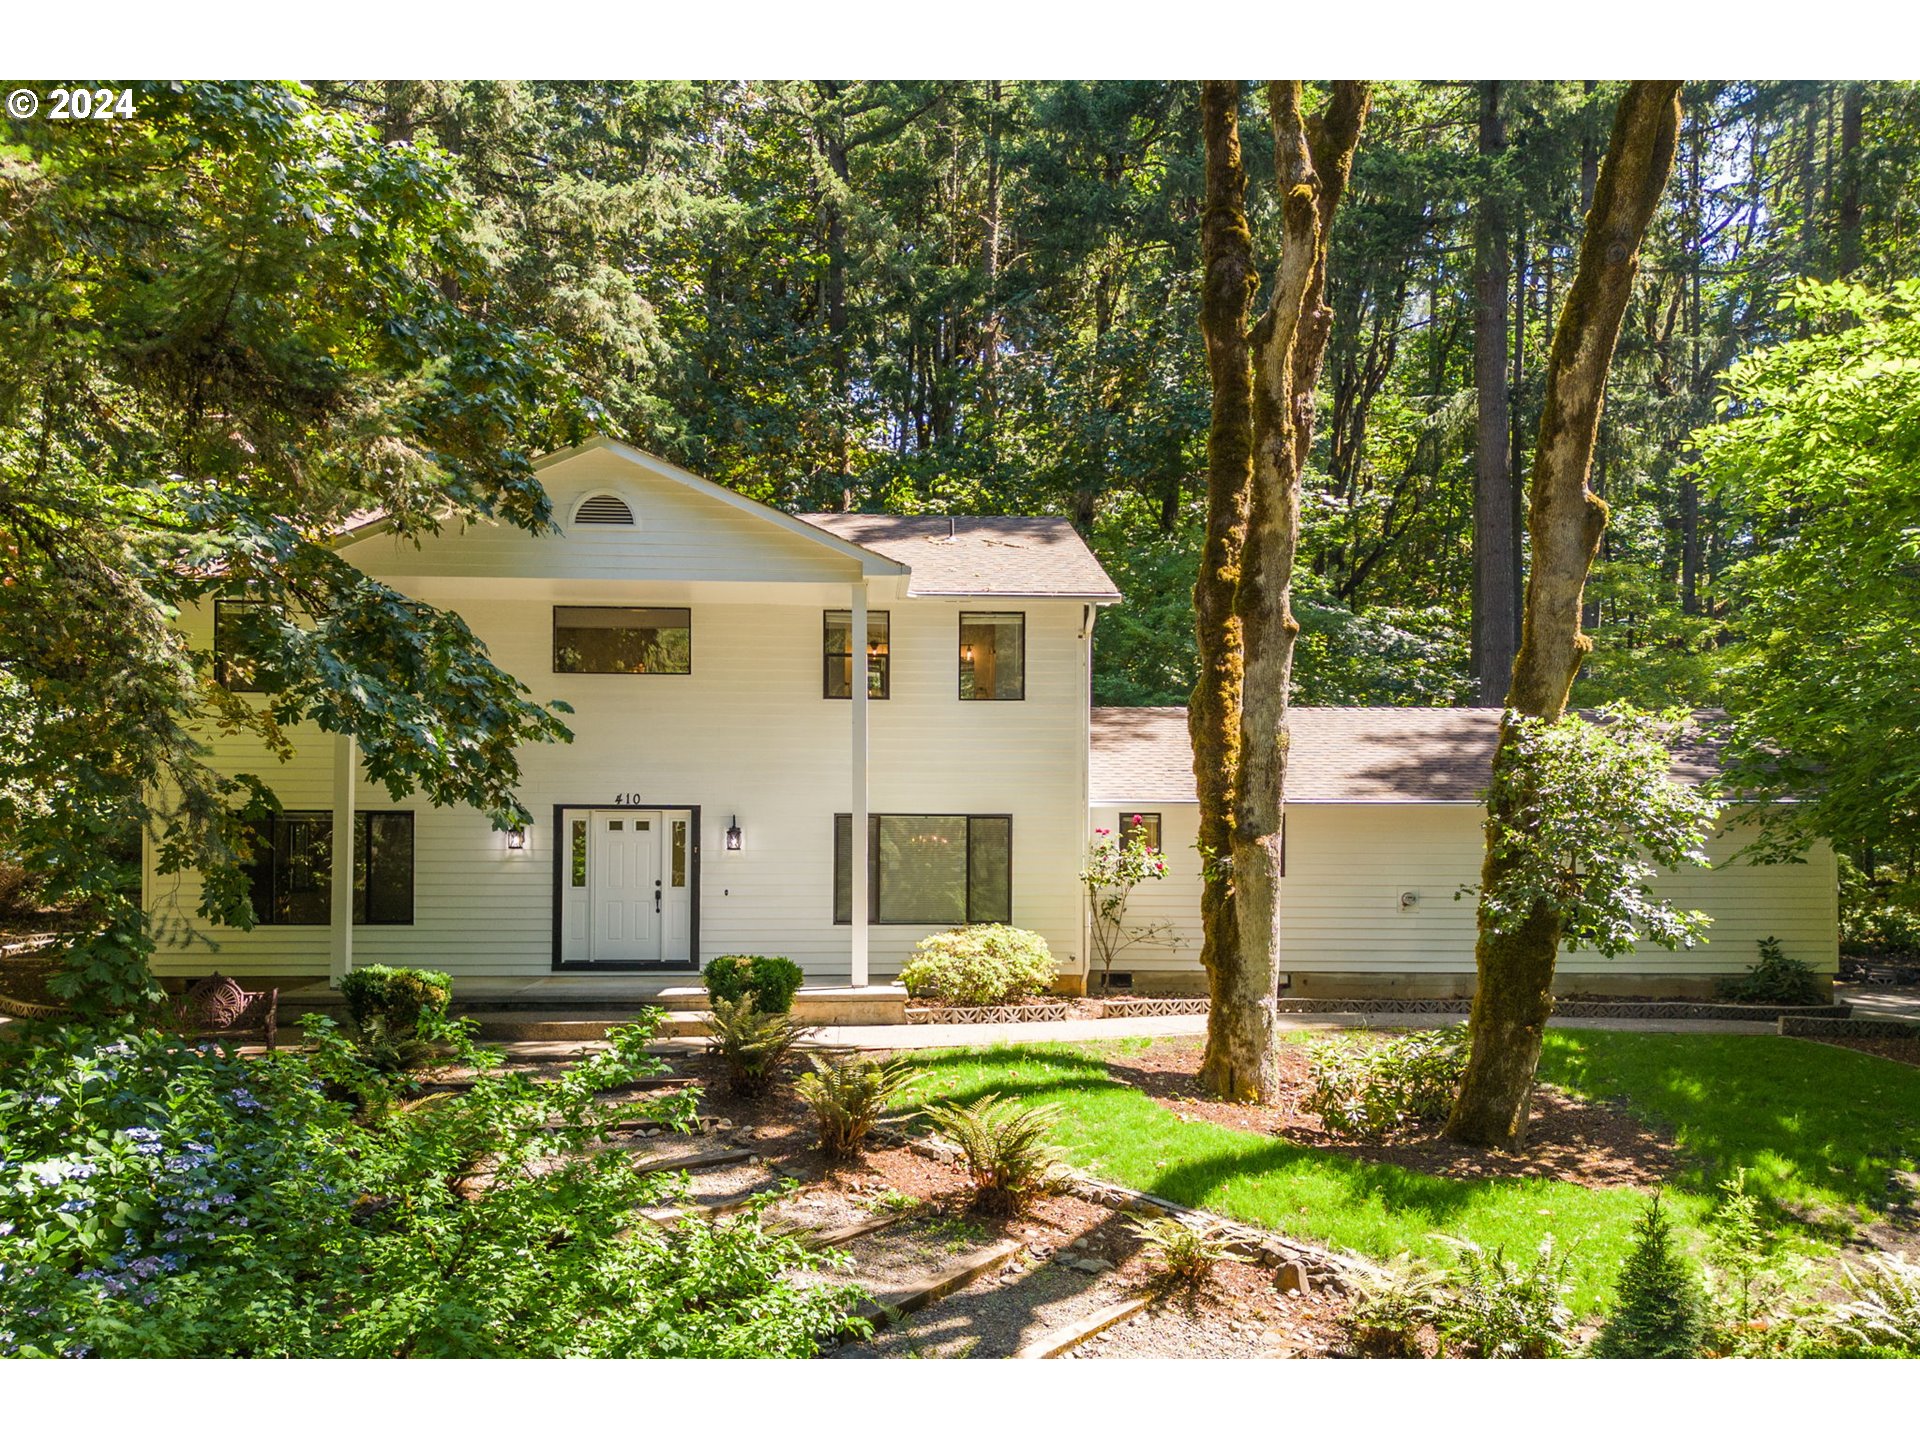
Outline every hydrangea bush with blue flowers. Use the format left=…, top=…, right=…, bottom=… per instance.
left=0, top=1015, right=865, bottom=1357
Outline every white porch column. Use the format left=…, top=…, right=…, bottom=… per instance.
left=849, top=580, right=871, bottom=988
left=328, top=733, right=356, bottom=987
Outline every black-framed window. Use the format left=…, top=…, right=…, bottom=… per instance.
left=1118, top=812, right=1162, bottom=851
left=833, top=813, right=1011, bottom=925
left=959, top=612, right=1025, bottom=700
left=824, top=610, right=890, bottom=699
left=243, top=811, right=415, bottom=926
left=553, top=606, right=692, bottom=675
left=214, top=599, right=283, bottom=693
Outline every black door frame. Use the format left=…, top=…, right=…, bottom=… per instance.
left=551, top=802, right=702, bottom=972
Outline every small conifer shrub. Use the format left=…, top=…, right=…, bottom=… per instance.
left=1591, top=1192, right=1708, bottom=1358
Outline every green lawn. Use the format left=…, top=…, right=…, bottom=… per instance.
left=903, top=1031, right=1920, bottom=1314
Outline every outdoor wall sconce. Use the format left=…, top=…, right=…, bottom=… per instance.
left=506, top=826, right=529, bottom=852
left=725, top=816, right=743, bottom=851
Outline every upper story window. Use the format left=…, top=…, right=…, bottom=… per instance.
left=553, top=606, right=692, bottom=675
left=824, top=610, right=890, bottom=699
left=959, top=612, right=1025, bottom=701
left=573, top=493, right=635, bottom=526
left=214, top=599, right=282, bottom=693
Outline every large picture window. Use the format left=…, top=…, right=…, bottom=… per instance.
left=833, top=814, right=1012, bottom=925
left=214, top=599, right=283, bottom=693
left=958, top=612, right=1025, bottom=700
left=824, top=610, right=890, bottom=699
left=244, top=811, right=415, bottom=926
left=553, top=606, right=692, bottom=675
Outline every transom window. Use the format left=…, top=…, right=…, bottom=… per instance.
left=833, top=813, right=1012, bottom=925
left=553, top=606, right=692, bottom=675
left=824, top=610, right=890, bottom=699
left=1118, top=812, right=1162, bottom=851
left=959, top=612, right=1025, bottom=701
left=243, top=811, right=415, bottom=926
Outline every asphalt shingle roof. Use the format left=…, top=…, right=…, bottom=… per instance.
left=798, top=513, right=1120, bottom=599
left=1090, top=705, right=1723, bottom=805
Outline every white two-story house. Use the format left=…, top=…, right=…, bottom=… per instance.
left=146, top=437, right=1119, bottom=992
left=145, top=436, right=1838, bottom=1001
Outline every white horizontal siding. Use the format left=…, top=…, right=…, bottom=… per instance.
left=149, top=591, right=1091, bottom=984
left=1093, top=800, right=1839, bottom=978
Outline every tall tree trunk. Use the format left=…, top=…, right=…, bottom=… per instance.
left=1191, top=81, right=1257, bottom=1097
left=1472, top=81, right=1517, bottom=705
left=1195, top=80, right=1371, bottom=1102
left=1837, top=82, right=1865, bottom=277
left=1445, top=81, right=1684, bottom=1150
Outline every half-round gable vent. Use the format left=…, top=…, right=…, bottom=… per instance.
left=574, top=493, right=635, bottom=526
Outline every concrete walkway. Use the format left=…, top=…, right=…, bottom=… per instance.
left=1836, top=983, right=1920, bottom=1022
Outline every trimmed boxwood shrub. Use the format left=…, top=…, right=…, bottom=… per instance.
left=897, top=924, right=1056, bottom=1007
left=337, top=965, right=453, bottom=1072
left=702, top=954, right=805, bottom=1014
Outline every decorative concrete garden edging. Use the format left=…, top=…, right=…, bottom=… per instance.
left=1093, top=996, right=1210, bottom=1019
left=903, top=1001, right=1073, bottom=1025
left=1778, top=1014, right=1920, bottom=1039
left=1267, top=996, right=1852, bottom=1022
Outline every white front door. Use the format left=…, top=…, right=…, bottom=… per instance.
left=590, top=811, right=662, bottom=962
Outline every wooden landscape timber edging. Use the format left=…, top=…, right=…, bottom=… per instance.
left=904, top=1001, right=1073, bottom=1025
left=847, top=1237, right=1026, bottom=1333
left=630, top=1145, right=756, bottom=1176
left=1013, top=1296, right=1153, bottom=1358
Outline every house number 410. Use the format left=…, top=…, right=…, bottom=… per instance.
left=612, top=794, right=643, bottom=805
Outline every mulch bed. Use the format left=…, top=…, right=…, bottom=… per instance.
left=1105, top=1040, right=1676, bottom=1188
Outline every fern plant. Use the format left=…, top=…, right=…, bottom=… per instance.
left=794, top=1052, right=913, bottom=1159
left=1343, top=1255, right=1445, bottom=1358
left=927, top=1094, right=1066, bottom=1215
left=1827, top=1253, right=1920, bottom=1355
left=1433, top=1236, right=1576, bottom=1358
left=705, top=993, right=811, bottom=1096
left=1126, top=1213, right=1230, bottom=1286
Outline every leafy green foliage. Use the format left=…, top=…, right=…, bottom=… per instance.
left=898, top=924, right=1057, bottom=1007
left=927, top=1094, right=1066, bottom=1215
left=338, top=965, right=455, bottom=1072
left=0, top=81, right=579, bottom=1009
left=1431, top=1235, right=1577, bottom=1358
left=1716, top=937, right=1826, bottom=1006
left=794, top=1053, right=914, bottom=1161
left=1822, top=1254, right=1920, bottom=1357
left=0, top=1016, right=862, bottom=1356
left=1475, top=706, right=1720, bottom=955
left=1342, top=1255, right=1446, bottom=1357
left=705, top=994, right=812, bottom=1096
left=1701, top=281, right=1920, bottom=864
left=1124, top=1213, right=1230, bottom=1286
left=1301, top=1030, right=1468, bottom=1141
left=1591, top=1193, right=1707, bottom=1357
left=702, top=955, right=805, bottom=1015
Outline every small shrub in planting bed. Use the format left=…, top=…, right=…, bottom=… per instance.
left=1591, top=1192, right=1707, bottom=1358
left=337, top=964, right=456, bottom=1072
left=795, top=1052, right=913, bottom=1159
left=702, top=954, right=805, bottom=1014
left=1715, top=936, right=1826, bottom=1006
left=1432, top=1236, right=1576, bottom=1358
left=927, top=1093, right=1066, bottom=1215
left=1126, top=1213, right=1230, bottom=1286
left=706, top=993, right=811, bottom=1095
left=897, top=924, right=1056, bottom=1007
left=1301, top=1029, right=1467, bottom=1141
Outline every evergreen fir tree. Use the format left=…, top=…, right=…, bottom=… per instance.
left=1593, top=1192, right=1709, bottom=1357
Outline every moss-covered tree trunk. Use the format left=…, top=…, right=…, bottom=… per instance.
left=1446, top=81, right=1684, bottom=1149
left=1195, top=80, right=1370, bottom=1101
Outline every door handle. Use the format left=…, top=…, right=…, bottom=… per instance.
left=654, top=881, right=662, bottom=914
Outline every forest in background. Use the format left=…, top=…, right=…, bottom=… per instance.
left=316, top=80, right=1920, bottom=715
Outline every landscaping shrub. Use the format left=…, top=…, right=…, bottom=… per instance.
left=1342, top=1256, right=1445, bottom=1358
left=927, top=1094, right=1065, bottom=1215
left=1432, top=1236, right=1576, bottom=1358
left=0, top=1016, right=864, bottom=1357
left=1716, top=936, right=1825, bottom=1005
left=1125, top=1213, right=1230, bottom=1286
left=706, top=993, right=812, bottom=1096
left=1821, top=1254, right=1920, bottom=1357
left=897, top=924, right=1056, bottom=1007
left=1300, top=1029, right=1468, bottom=1141
left=702, top=954, right=805, bottom=1015
left=1591, top=1192, right=1707, bottom=1357
left=337, top=964, right=455, bottom=1071
left=795, top=1051, right=913, bottom=1160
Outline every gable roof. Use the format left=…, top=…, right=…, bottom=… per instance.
left=798, top=513, right=1121, bottom=600
left=1090, top=705, right=1725, bottom=805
